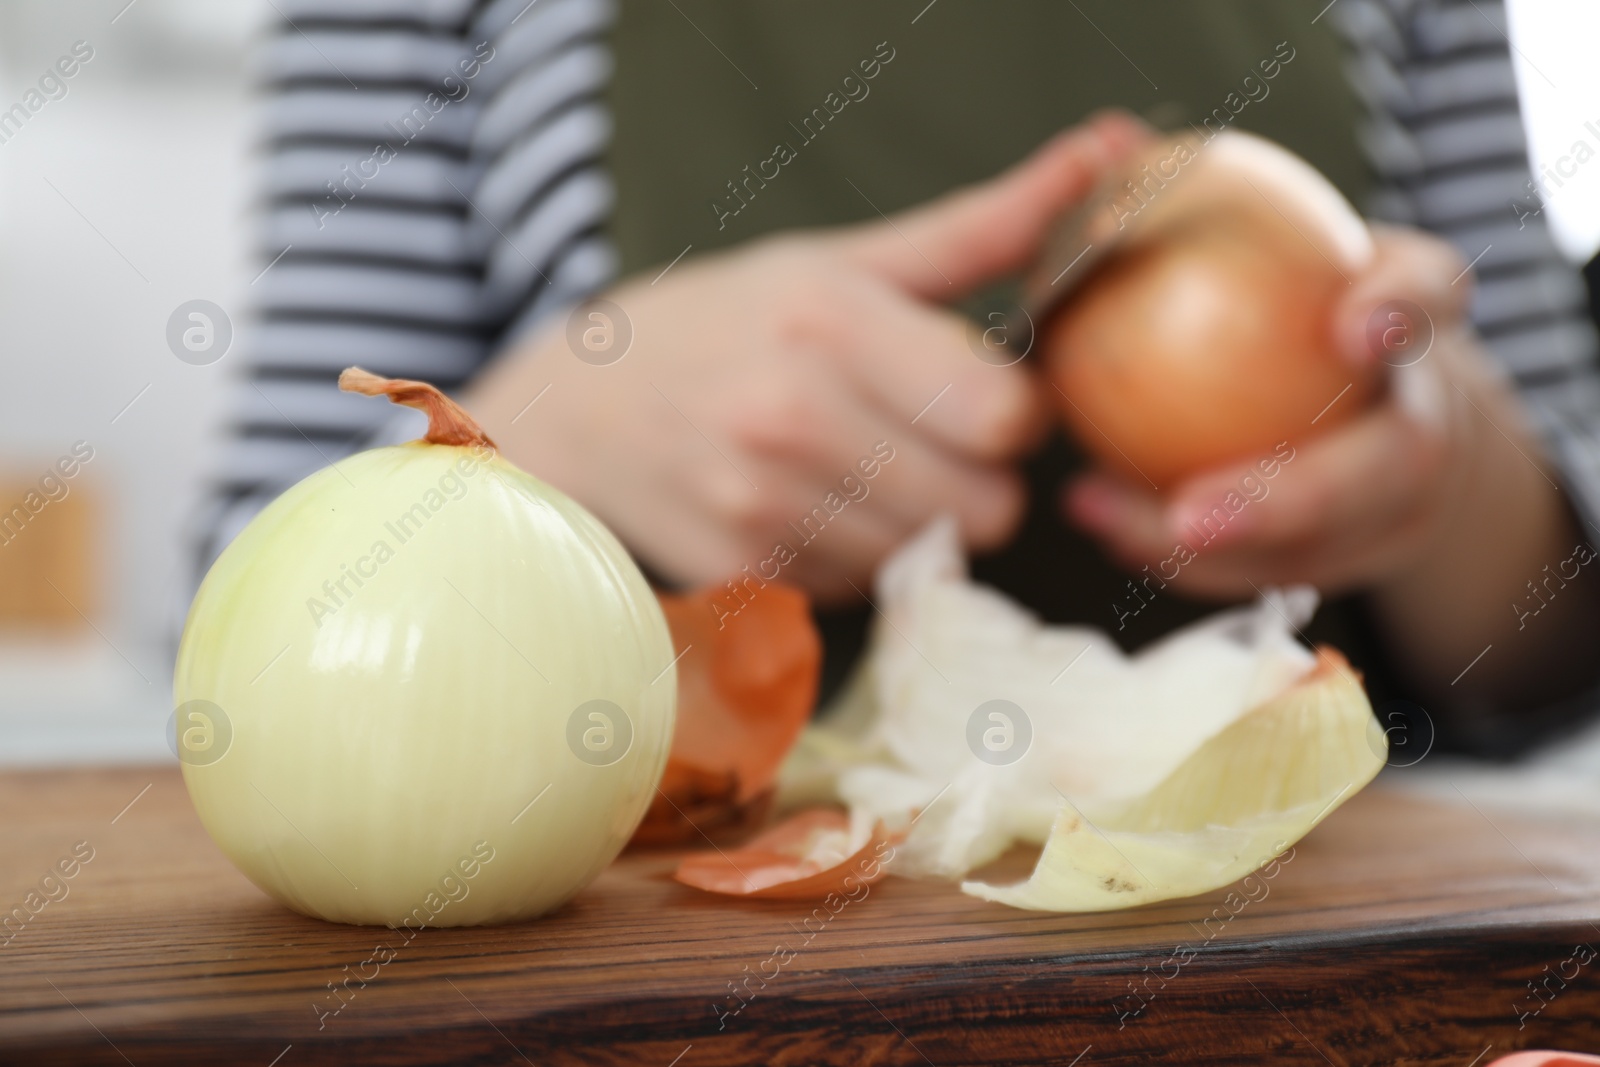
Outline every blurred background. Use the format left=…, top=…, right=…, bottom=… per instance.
left=0, top=0, right=259, bottom=762
left=1, top=0, right=1598, bottom=767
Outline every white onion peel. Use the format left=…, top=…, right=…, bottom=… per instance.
left=778, top=519, right=1382, bottom=912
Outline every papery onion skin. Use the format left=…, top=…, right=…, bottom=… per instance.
left=175, top=440, right=675, bottom=927
left=963, top=649, right=1381, bottom=912
left=633, top=583, right=820, bottom=846
left=674, top=809, right=896, bottom=900
left=783, top=518, right=1363, bottom=910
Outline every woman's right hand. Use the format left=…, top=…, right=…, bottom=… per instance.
left=466, top=112, right=1146, bottom=602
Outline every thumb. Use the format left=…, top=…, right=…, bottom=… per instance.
left=1334, top=224, right=1472, bottom=371
left=836, top=109, right=1150, bottom=300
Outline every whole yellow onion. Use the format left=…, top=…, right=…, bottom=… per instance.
left=173, top=368, right=675, bottom=926
left=1036, top=129, right=1378, bottom=489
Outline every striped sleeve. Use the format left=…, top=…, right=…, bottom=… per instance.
left=1334, top=0, right=1600, bottom=459
left=188, top=0, right=619, bottom=590
left=1335, top=0, right=1600, bottom=751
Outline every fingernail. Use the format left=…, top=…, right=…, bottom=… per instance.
left=1066, top=478, right=1126, bottom=531
left=1360, top=298, right=1435, bottom=370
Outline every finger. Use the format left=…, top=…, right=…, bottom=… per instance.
left=867, top=438, right=1027, bottom=551
left=777, top=451, right=1026, bottom=598
left=1163, top=398, right=1447, bottom=552
left=1063, top=472, right=1276, bottom=600
left=772, top=475, right=921, bottom=602
left=827, top=274, right=1045, bottom=461
left=727, top=369, right=1025, bottom=556
left=656, top=442, right=902, bottom=600
left=1067, top=405, right=1453, bottom=598
left=1120, top=501, right=1442, bottom=599
left=1063, top=472, right=1172, bottom=563
left=1336, top=225, right=1471, bottom=370
left=836, top=109, right=1151, bottom=299
left=1063, top=484, right=1328, bottom=601
left=621, top=466, right=764, bottom=589
left=1063, top=473, right=1317, bottom=599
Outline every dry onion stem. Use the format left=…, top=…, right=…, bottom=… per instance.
left=339, top=366, right=497, bottom=450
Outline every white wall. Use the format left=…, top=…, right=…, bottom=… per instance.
left=0, top=0, right=262, bottom=764
left=1507, top=0, right=1600, bottom=265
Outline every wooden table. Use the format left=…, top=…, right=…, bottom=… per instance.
left=3, top=767, right=1599, bottom=1066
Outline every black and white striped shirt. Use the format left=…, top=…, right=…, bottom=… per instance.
left=1337, top=0, right=1600, bottom=530
left=195, top=0, right=1600, bottom=612
left=194, top=0, right=618, bottom=569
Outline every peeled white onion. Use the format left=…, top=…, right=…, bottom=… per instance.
left=173, top=369, right=675, bottom=926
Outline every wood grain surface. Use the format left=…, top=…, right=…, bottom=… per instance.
left=3, top=766, right=1600, bottom=1066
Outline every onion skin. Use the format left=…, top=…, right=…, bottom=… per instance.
left=673, top=809, right=896, bottom=900
left=964, top=645, right=1380, bottom=912
left=176, top=440, right=675, bottom=927
left=337, top=366, right=497, bottom=449
left=1044, top=201, right=1381, bottom=489
left=632, top=583, right=820, bottom=847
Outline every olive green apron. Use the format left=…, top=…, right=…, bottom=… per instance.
left=606, top=0, right=1392, bottom=702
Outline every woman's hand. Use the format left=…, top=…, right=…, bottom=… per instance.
left=1066, top=225, right=1600, bottom=708
left=1065, top=226, right=1496, bottom=596
left=469, top=111, right=1146, bottom=602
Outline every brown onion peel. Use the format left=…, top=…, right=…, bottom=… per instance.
left=338, top=366, right=497, bottom=450
left=632, top=582, right=821, bottom=848
left=672, top=809, right=900, bottom=900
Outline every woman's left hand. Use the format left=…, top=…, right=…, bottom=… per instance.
left=1063, top=225, right=1551, bottom=600
left=1064, top=223, right=1600, bottom=709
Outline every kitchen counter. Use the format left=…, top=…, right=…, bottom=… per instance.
left=3, top=766, right=1599, bottom=1065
